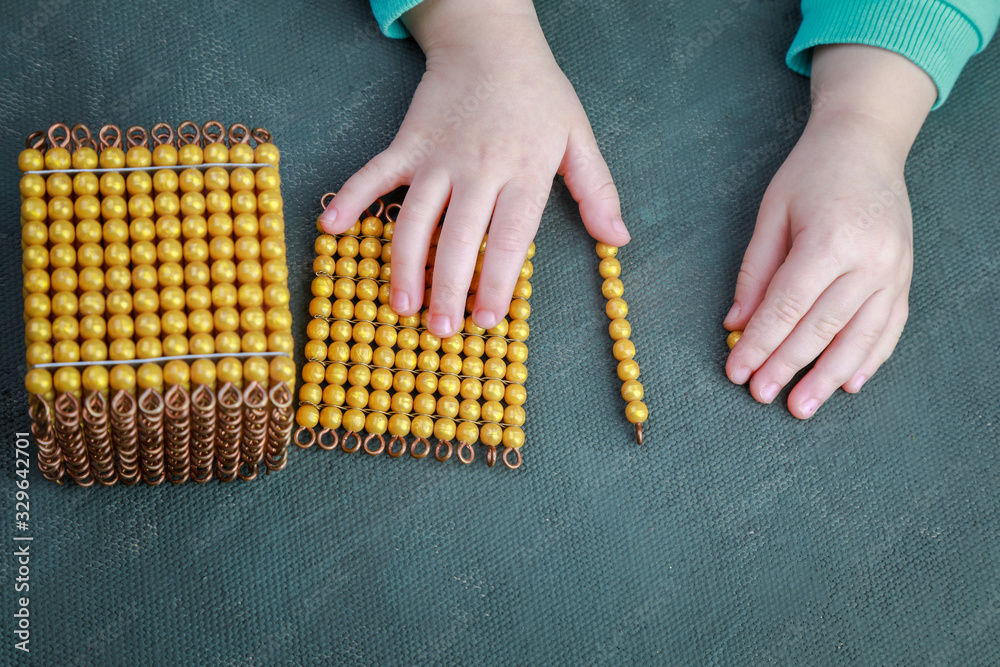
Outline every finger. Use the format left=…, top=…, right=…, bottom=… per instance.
left=843, top=292, right=909, bottom=394
left=748, top=273, right=873, bottom=403
left=725, top=242, right=841, bottom=385
left=473, top=177, right=551, bottom=329
left=319, top=149, right=408, bottom=234
left=560, top=126, right=630, bottom=246
left=785, top=289, right=896, bottom=418
left=389, top=169, right=451, bottom=316
left=725, top=194, right=790, bottom=330
left=427, top=183, right=499, bottom=336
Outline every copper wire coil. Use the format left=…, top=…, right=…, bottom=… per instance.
left=387, top=435, right=407, bottom=458
left=457, top=441, right=475, bottom=465
left=29, top=396, right=64, bottom=484
left=265, top=382, right=293, bottom=472
left=238, top=382, right=268, bottom=481
left=82, top=392, right=118, bottom=486
left=189, top=384, right=217, bottom=483
left=109, top=390, right=141, bottom=486
left=215, top=382, right=243, bottom=482
left=316, top=428, right=339, bottom=451
left=137, top=388, right=166, bottom=486
left=163, top=385, right=192, bottom=485
left=53, top=393, right=94, bottom=487
left=485, top=445, right=497, bottom=468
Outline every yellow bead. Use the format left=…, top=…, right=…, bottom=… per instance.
left=503, top=426, right=525, bottom=449
left=20, top=173, right=45, bottom=197
left=106, top=290, right=132, bottom=315
left=178, top=144, right=203, bottom=168
left=609, top=318, right=631, bottom=341
left=434, top=418, right=457, bottom=441
left=73, top=173, right=99, bottom=197
left=512, top=279, right=532, bottom=300
left=52, top=340, right=80, bottom=363
left=481, top=400, right=504, bottom=424
left=230, top=144, right=255, bottom=165
left=346, top=386, right=369, bottom=409
left=462, top=357, right=484, bottom=378
left=297, top=405, right=320, bottom=429
left=413, top=393, right=436, bottom=415
left=508, top=319, right=530, bottom=341
left=255, top=143, right=280, bottom=166
left=358, top=237, right=381, bottom=259
left=356, top=278, right=378, bottom=302
left=505, top=362, right=528, bottom=384
left=269, top=356, right=296, bottom=384
left=53, top=367, right=81, bottom=394
left=602, top=278, right=624, bottom=299
left=136, top=337, right=163, bottom=360
left=388, top=414, right=411, bottom=437
left=48, top=196, right=74, bottom=220
left=327, top=341, right=350, bottom=363
left=152, top=144, right=178, bottom=166
left=153, top=170, right=179, bottom=195
left=335, top=257, right=357, bottom=278
left=51, top=292, right=78, bottom=317
left=621, top=380, right=644, bottom=402
left=217, top=357, right=243, bottom=386
left=319, top=407, right=343, bottom=430
left=393, top=349, right=416, bottom=371
left=505, top=383, right=527, bottom=406
left=216, top=331, right=242, bottom=355
left=189, top=333, right=215, bottom=356
left=259, top=212, right=284, bottom=237
left=206, top=190, right=231, bottom=214
left=508, top=299, right=531, bottom=321
left=596, top=242, right=618, bottom=258
left=605, top=297, right=628, bottom=320
left=52, top=315, right=79, bottom=341
left=343, top=409, right=366, bottom=433
left=243, top=357, right=269, bottom=385
left=414, top=371, right=437, bottom=395
left=126, top=171, right=153, bottom=195
left=625, top=400, right=648, bottom=424
left=191, top=359, right=217, bottom=386
left=109, top=365, right=137, bottom=391
left=504, top=405, right=526, bottom=427
left=483, top=358, right=506, bottom=380
left=439, top=353, right=463, bottom=376
left=44, top=147, right=71, bottom=170
left=436, top=396, right=459, bottom=419
left=80, top=315, right=106, bottom=340
left=241, top=331, right=267, bottom=354
left=599, top=257, right=622, bottom=279
left=25, top=369, right=53, bottom=395
left=480, top=422, right=503, bottom=447
left=263, top=260, right=288, bottom=284
left=325, top=362, right=348, bottom=386
left=80, top=339, right=108, bottom=362
left=160, top=286, right=185, bottom=311
left=613, top=338, right=636, bottom=361
left=617, top=359, right=640, bottom=382
left=727, top=330, right=743, bottom=350
left=71, top=147, right=98, bottom=170
left=110, top=339, right=136, bottom=361
left=18, top=149, right=44, bottom=172
left=204, top=142, right=229, bottom=164
left=20, top=197, right=46, bottom=222
left=369, top=390, right=391, bottom=413
left=232, top=190, right=257, bottom=215
left=371, top=368, right=393, bottom=391
left=126, top=145, right=152, bottom=168
left=390, top=370, right=414, bottom=393
left=163, top=334, right=189, bottom=356
left=163, top=360, right=190, bottom=386
left=323, top=384, right=346, bottom=406
left=26, top=342, right=52, bottom=366
left=457, top=377, right=480, bottom=401
left=51, top=267, right=79, bottom=293
left=258, top=190, right=282, bottom=213
left=180, top=191, right=206, bottom=216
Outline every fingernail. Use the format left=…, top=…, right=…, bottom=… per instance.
left=473, top=308, right=498, bottom=330
left=724, top=303, right=740, bottom=324
left=853, top=375, right=868, bottom=392
left=801, top=399, right=819, bottom=417
left=731, top=366, right=750, bottom=385
left=391, top=290, right=409, bottom=314
left=318, top=207, right=338, bottom=230
left=611, top=216, right=630, bottom=241
left=760, top=383, right=780, bottom=403
left=428, top=314, right=452, bottom=336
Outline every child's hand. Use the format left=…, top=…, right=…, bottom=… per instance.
left=320, top=0, right=629, bottom=336
left=724, top=45, right=937, bottom=418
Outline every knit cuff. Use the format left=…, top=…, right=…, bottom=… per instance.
left=786, top=0, right=986, bottom=108
left=369, top=0, right=425, bottom=39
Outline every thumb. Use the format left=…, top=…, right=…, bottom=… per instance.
left=560, top=126, right=630, bottom=246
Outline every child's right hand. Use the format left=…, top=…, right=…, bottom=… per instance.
left=320, top=0, right=630, bottom=337
left=724, top=45, right=938, bottom=418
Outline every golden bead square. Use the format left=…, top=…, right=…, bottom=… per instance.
left=19, top=122, right=295, bottom=486
left=295, top=198, right=532, bottom=469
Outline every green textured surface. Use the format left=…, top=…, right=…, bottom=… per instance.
left=2, top=0, right=998, bottom=664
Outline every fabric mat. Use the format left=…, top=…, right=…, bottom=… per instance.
left=1, top=0, right=997, bottom=664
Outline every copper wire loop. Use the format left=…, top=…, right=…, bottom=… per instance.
left=635, top=422, right=643, bottom=445
left=457, top=441, right=475, bottom=465
left=228, top=123, right=250, bottom=144
left=365, top=198, right=385, bottom=219
left=137, top=388, right=166, bottom=485
left=265, top=382, right=294, bottom=472
left=151, top=122, right=175, bottom=147
left=53, top=392, right=94, bottom=486
left=99, top=124, right=123, bottom=149
left=387, top=435, right=407, bottom=458
left=25, top=131, right=47, bottom=151
left=250, top=127, right=271, bottom=145
left=295, top=426, right=317, bottom=449
left=410, top=437, right=431, bottom=459
left=189, top=384, right=216, bottom=483
left=485, top=445, right=497, bottom=468
left=238, top=382, right=268, bottom=481
left=316, top=428, right=339, bottom=451
left=215, top=382, right=243, bottom=482
left=29, top=396, right=64, bottom=483
left=47, top=123, right=71, bottom=149
left=341, top=431, right=363, bottom=454
left=82, top=391, right=118, bottom=486
left=434, top=440, right=453, bottom=462
left=320, top=192, right=337, bottom=210
left=385, top=202, right=401, bottom=223
left=202, top=120, right=226, bottom=144
left=178, top=120, right=202, bottom=146
left=164, top=384, right=192, bottom=485
left=363, top=433, right=386, bottom=456
left=71, top=124, right=96, bottom=151
left=110, top=389, right=141, bottom=485
left=125, top=125, right=149, bottom=149
left=501, top=446, right=522, bottom=470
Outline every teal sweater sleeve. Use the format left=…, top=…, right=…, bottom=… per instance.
left=369, top=0, right=424, bottom=38
left=787, top=0, right=1000, bottom=108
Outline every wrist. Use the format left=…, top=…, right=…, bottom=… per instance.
left=402, top=0, right=548, bottom=63
left=807, top=44, right=936, bottom=161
